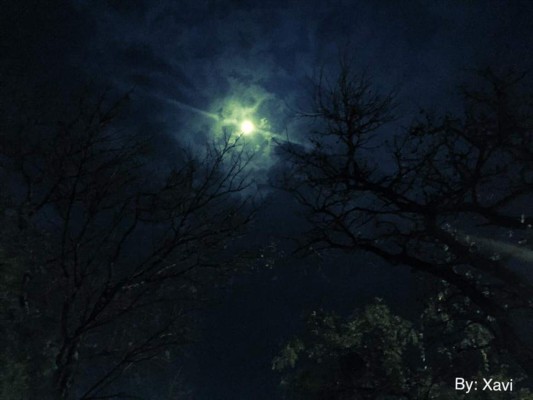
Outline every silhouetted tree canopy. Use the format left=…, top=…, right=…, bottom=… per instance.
left=274, top=292, right=533, bottom=399
left=278, top=63, right=533, bottom=383
left=0, top=91, right=255, bottom=399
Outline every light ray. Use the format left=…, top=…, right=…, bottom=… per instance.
left=165, top=98, right=220, bottom=121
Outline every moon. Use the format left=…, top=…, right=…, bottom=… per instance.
left=240, top=120, right=255, bottom=135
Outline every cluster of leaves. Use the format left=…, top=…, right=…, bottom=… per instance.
left=0, top=196, right=59, bottom=399
left=0, top=245, right=29, bottom=400
left=273, top=293, right=532, bottom=400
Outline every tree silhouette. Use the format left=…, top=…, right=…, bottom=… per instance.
left=279, top=62, right=533, bottom=378
left=0, top=91, right=255, bottom=399
left=274, top=294, right=533, bottom=399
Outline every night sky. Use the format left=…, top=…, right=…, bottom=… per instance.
left=2, top=1, right=533, bottom=399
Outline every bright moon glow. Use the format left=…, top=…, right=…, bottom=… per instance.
left=240, top=120, right=255, bottom=135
